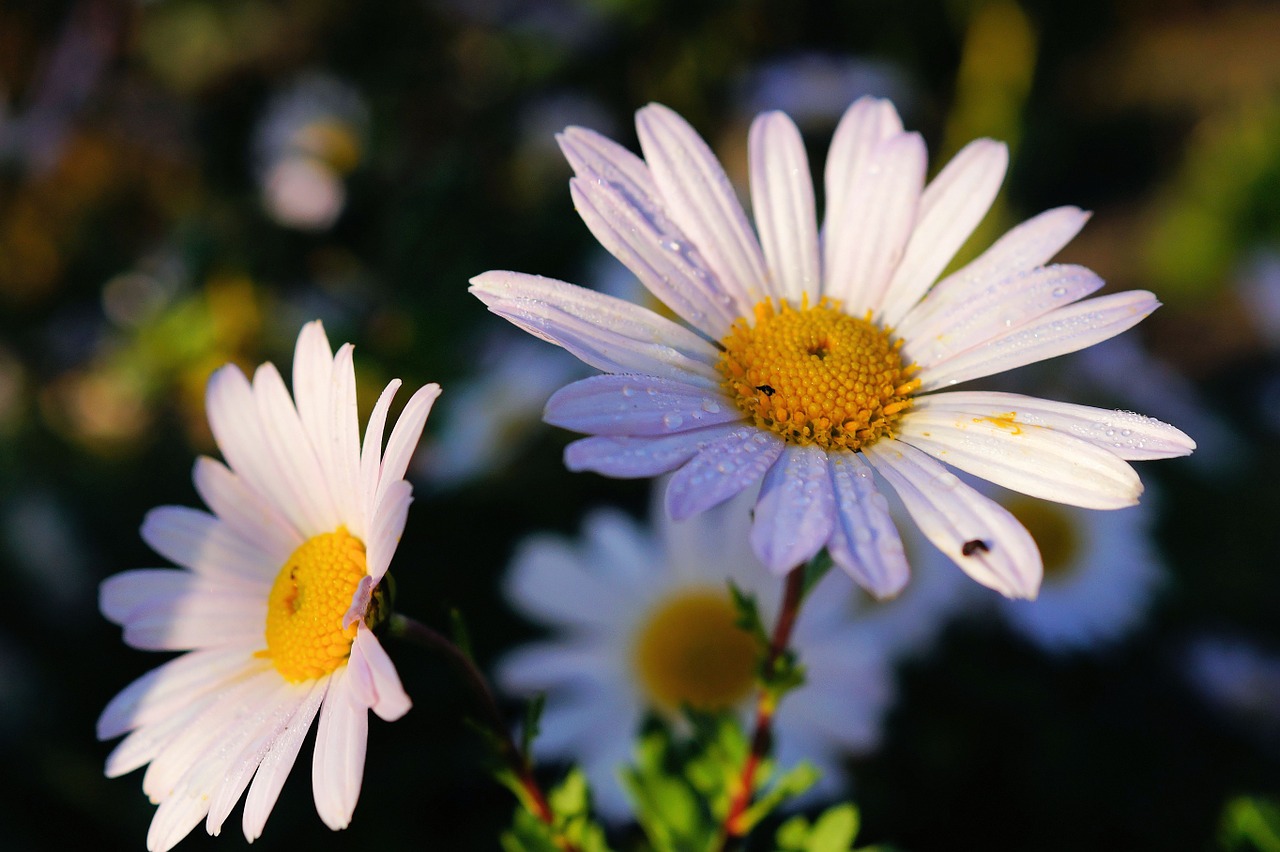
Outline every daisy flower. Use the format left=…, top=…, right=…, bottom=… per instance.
left=471, top=98, right=1195, bottom=600
left=97, top=321, right=440, bottom=851
left=993, top=489, right=1164, bottom=652
left=497, top=484, right=897, bottom=819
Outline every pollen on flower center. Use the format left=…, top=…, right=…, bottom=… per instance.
left=717, top=298, right=920, bottom=451
left=632, top=588, right=758, bottom=713
left=262, top=526, right=368, bottom=683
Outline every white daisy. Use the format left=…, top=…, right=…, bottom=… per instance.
left=97, top=320, right=440, bottom=851
left=496, top=484, right=897, bottom=819
left=471, top=97, right=1195, bottom=600
left=993, top=488, right=1164, bottom=652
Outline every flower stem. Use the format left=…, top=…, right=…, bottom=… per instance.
left=387, top=612, right=564, bottom=840
left=720, top=564, right=807, bottom=849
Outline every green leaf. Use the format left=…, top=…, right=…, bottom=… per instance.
left=501, top=769, right=615, bottom=852
left=520, top=693, right=546, bottom=762
left=728, top=581, right=771, bottom=650
left=775, top=803, right=861, bottom=852
left=739, top=761, right=820, bottom=834
left=1220, top=795, right=1280, bottom=852
left=801, top=549, right=835, bottom=597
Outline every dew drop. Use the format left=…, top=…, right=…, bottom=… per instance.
left=662, top=413, right=684, bottom=430
left=1052, top=286, right=1067, bottom=298
left=700, top=398, right=721, bottom=414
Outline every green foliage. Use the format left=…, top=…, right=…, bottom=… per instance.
left=776, top=804, right=860, bottom=852
left=1220, top=796, right=1280, bottom=852
left=728, top=581, right=771, bottom=650
left=502, top=769, right=613, bottom=852
left=621, top=714, right=820, bottom=852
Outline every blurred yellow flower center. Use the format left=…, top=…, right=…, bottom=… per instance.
left=632, top=589, right=758, bottom=713
left=262, top=527, right=367, bottom=682
left=1004, top=497, right=1081, bottom=579
left=718, top=298, right=919, bottom=451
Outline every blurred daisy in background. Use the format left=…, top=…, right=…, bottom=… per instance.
left=991, top=489, right=1165, bottom=653
left=497, top=483, right=898, bottom=819
left=97, top=321, right=438, bottom=851
left=472, top=97, right=1195, bottom=603
left=253, top=74, right=369, bottom=231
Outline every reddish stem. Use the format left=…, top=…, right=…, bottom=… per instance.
left=720, top=565, right=807, bottom=849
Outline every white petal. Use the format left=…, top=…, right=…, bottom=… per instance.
left=252, top=362, right=340, bottom=534
left=823, top=132, right=927, bottom=314
left=371, top=381, right=439, bottom=516
left=563, top=422, right=743, bottom=478
left=636, top=102, right=769, bottom=303
left=749, top=111, right=820, bottom=304
left=205, top=364, right=303, bottom=537
left=569, top=177, right=737, bottom=339
left=311, top=669, right=368, bottom=830
left=665, top=426, right=785, bottom=520
left=142, top=670, right=276, bottom=804
left=904, top=264, right=1105, bottom=370
left=98, top=647, right=251, bottom=740
left=864, top=440, right=1041, bottom=598
left=206, top=364, right=325, bottom=538
left=911, top=390, right=1196, bottom=460
left=470, top=270, right=721, bottom=386
left=359, top=379, right=401, bottom=523
left=561, top=127, right=742, bottom=336
left=291, top=320, right=336, bottom=486
left=897, top=407, right=1143, bottom=509
left=823, top=97, right=904, bottom=253
left=203, top=681, right=309, bottom=836
left=102, top=570, right=266, bottom=651
left=242, top=678, right=328, bottom=842
left=365, top=479, right=410, bottom=583
left=559, top=125, right=654, bottom=199
left=141, top=506, right=277, bottom=585
left=895, top=205, right=1092, bottom=342
left=749, top=443, right=835, bottom=573
left=327, top=344, right=365, bottom=537
left=192, top=457, right=300, bottom=567
left=826, top=452, right=909, bottom=598
left=347, top=626, right=411, bottom=722
left=146, top=789, right=211, bottom=852
left=106, top=690, right=220, bottom=779
left=879, top=139, right=1009, bottom=326
left=919, top=290, right=1161, bottom=391
left=544, top=374, right=738, bottom=436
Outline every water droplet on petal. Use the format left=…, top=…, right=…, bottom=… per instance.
left=662, top=413, right=684, bottom=430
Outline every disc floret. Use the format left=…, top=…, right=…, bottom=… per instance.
left=263, top=526, right=369, bottom=682
left=717, top=298, right=920, bottom=451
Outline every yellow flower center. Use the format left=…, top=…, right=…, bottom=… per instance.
left=717, top=298, right=919, bottom=451
left=262, top=527, right=368, bottom=682
left=632, top=588, right=758, bottom=713
left=1004, top=497, right=1082, bottom=580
